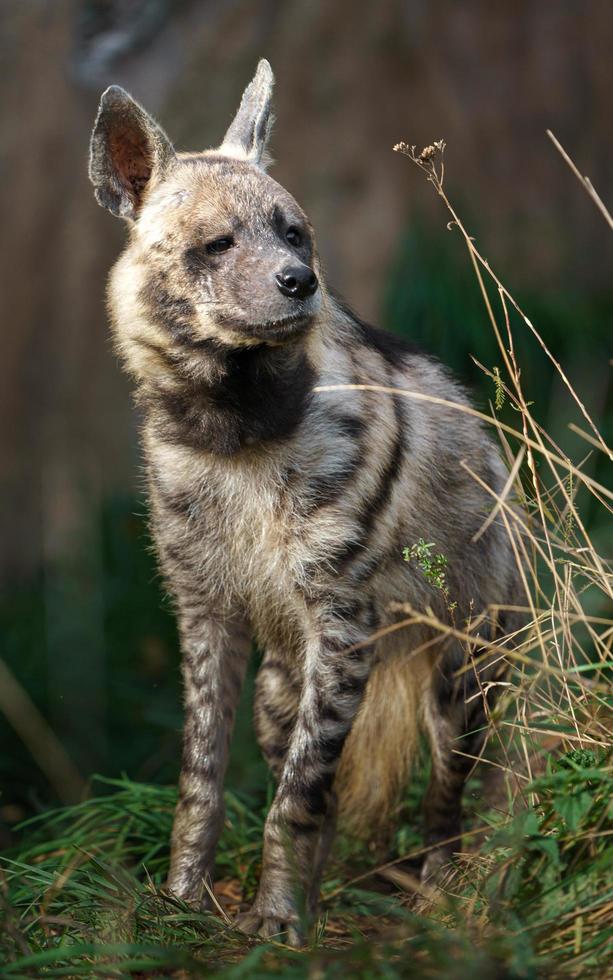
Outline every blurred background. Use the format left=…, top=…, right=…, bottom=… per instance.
left=1, top=0, right=611, bottom=831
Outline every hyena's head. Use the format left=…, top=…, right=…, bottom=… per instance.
left=89, top=60, right=322, bottom=377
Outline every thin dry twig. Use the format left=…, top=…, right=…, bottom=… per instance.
left=547, top=129, right=613, bottom=230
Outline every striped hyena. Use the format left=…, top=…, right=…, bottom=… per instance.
left=89, top=60, right=522, bottom=944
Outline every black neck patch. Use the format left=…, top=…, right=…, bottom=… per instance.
left=148, top=342, right=316, bottom=454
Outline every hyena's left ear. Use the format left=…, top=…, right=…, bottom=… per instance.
left=220, top=59, right=275, bottom=168
left=89, top=86, right=176, bottom=220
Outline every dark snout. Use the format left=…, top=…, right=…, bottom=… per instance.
left=275, top=265, right=318, bottom=300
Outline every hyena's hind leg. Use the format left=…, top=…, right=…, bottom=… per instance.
left=253, top=652, right=337, bottom=918
left=421, top=641, right=505, bottom=882
left=253, top=652, right=302, bottom=779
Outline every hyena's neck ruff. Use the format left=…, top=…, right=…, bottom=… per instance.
left=140, top=332, right=318, bottom=455
left=90, top=60, right=522, bottom=945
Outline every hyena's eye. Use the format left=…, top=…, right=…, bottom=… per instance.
left=286, top=226, right=302, bottom=247
left=206, top=236, right=234, bottom=254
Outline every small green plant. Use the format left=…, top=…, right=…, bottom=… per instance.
left=403, top=539, right=447, bottom=590
left=492, top=365, right=505, bottom=410
left=403, top=538, right=456, bottom=611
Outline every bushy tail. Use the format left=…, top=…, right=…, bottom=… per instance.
left=335, top=651, right=429, bottom=837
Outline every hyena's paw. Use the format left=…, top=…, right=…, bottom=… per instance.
left=165, top=871, right=215, bottom=911
left=235, top=900, right=305, bottom=948
left=420, top=846, right=456, bottom=887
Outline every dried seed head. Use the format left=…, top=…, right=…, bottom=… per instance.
left=419, top=139, right=446, bottom=162
left=419, top=145, right=436, bottom=162
left=393, top=139, right=446, bottom=165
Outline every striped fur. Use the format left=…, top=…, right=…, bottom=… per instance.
left=89, top=61, right=523, bottom=944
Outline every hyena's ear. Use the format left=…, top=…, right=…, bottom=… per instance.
left=220, top=59, right=274, bottom=168
left=89, top=86, right=176, bottom=220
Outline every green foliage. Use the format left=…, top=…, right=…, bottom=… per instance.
left=492, top=366, right=505, bottom=410
left=0, top=776, right=268, bottom=977
left=403, top=539, right=448, bottom=591
left=478, top=750, right=612, bottom=974
left=403, top=539, right=456, bottom=611
left=2, top=757, right=609, bottom=977
left=0, top=777, right=522, bottom=977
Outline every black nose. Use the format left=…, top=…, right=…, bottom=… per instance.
left=275, top=265, right=318, bottom=300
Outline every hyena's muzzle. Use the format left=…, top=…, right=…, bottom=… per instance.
left=275, top=262, right=319, bottom=301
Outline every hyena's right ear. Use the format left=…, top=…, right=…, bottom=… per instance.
left=89, top=86, right=176, bottom=220
left=220, top=59, right=275, bottom=168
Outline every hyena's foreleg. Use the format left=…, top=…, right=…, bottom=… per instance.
left=238, top=602, right=377, bottom=944
left=167, top=614, right=251, bottom=904
left=254, top=649, right=338, bottom=919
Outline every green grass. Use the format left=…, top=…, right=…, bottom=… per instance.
left=1, top=750, right=610, bottom=977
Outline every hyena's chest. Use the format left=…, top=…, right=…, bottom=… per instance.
left=147, top=403, right=365, bottom=596
left=149, top=443, right=309, bottom=613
